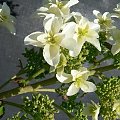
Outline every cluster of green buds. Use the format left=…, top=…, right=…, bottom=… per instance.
left=23, top=94, right=58, bottom=120
left=7, top=94, right=58, bottom=120
left=96, top=77, right=120, bottom=120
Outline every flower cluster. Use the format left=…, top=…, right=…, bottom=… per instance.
left=1, top=1, right=120, bottom=120
left=23, top=2, right=120, bottom=119
left=24, top=0, right=101, bottom=97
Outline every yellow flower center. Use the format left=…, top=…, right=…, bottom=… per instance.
left=56, top=1, right=64, bottom=9
left=46, top=32, right=56, bottom=45
left=76, top=25, right=89, bottom=38
left=75, top=76, right=84, bottom=88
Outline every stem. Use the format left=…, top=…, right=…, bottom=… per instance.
left=36, top=88, right=55, bottom=92
left=53, top=103, right=74, bottom=119
left=0, top=68, right=45, bottom=90
left=2, top=100, right=23, bottom=109
left=2, top=100, right=34, bottom=118
left=0, top=78, right=13, bottom=90
left=96, top=55, right=112, bottom=63
left=0, top=77, right=57, bottom=99
left=93, top=64, right=117, bottom=72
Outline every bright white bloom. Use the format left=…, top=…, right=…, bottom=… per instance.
left=56, top=67, right=96, bottom=96
left=24, top=16, right=65, bottom=66
left=62, top=17, right=101, bottom=57
left=93, top=10, right=114, bottom=30
left=0, top=2, right=16, bottom=35
left=113, top=100, right=120, bottom=118
left=112, top=3, right=120, bottom=18
left=50, top=53, right=67, bottom=73
left=111, top=29, right=120, bottom=55
left=37, top=0, right=79, bottom=19
left=56, top=53, right=67, bottom=73
left=83, top=101, right=100, bottom=120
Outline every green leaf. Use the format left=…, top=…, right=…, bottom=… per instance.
left=0, top=106, right=5, bottom=118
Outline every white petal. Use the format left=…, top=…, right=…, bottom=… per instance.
left=54, top=33, right=65, bottom=45
left=71, top=12, right=82, bottom=23
left=80, top=81, right=97, bottom=93
left=93, top=10, right=102, bottom=19
left=61, top=38, right=76, bottom=51
left=66, top=0, right=79, bottom=7
left=111, top=42, right=120, bottom=55
left=43, top=14, right=55, bottom=32
left=37, top=33, right=48, bottom=43
left=0, top=22, right=16, bottom=35
left=24, top=32, right=44, bottom=47
left=56, top=72, right=72, bottom=83
left=61, top=6, right=70, bottom=15
left=89, top=22, right=100, bottom=31
left=71, top=70, right=79, bottom=78
left=103, top=12, right=111, bottom=20
left=86, top=34, right=101, bottom=51
left=1, top=2, right=10, bottom=15
left=44, top=15, right=62, bottom=34
left=62, top=22, right=76, bottom=37
left=67, top=83, right=79, bottom=96
left=69, top=38, right=85, bottom=57
left=48, top=4, right=61, bottom=16
left=37, top=7, right=48, bottom=12
left=43, top=44, right=60, bottom=66
left=111, top=29, right=120, bottom=40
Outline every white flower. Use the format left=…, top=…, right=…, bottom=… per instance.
left=50, top=53, right=67, bottom=73
left=0, top=2, right=16, bottom=35
left=93, top=10, right=114, bottom=30
left=111, top=3, right=120, bottom=18
left=111, top=29, right=120, bottom=55
left=37, top=0, right=79, bottom=19
left=56, top=67, right=96, bottom=96
left=83, top=101, right=100, bottom=120
left=24, top=15, right=65, bottom=66
left=113, top=100, right=120, bottom=118
left=62, top=17, right=101, bottom=57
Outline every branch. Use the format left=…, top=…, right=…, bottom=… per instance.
left=53, top=103, right=74, bottom=119
left=0, top=77, right=57, bottom=99
left=0, top=68, right=45, bottom=90
left=93, top=64, right=117, bottom=72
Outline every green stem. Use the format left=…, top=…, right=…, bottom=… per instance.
left=0, top=77, right=57, bottom=99
left=96, top=55, right=112, bottom=63
left=0, top=68, right=45, bottom=90
left=53, top=103, right=74, bottom=119
left=2, top=100, right=23, bottom=109
left=93, top=64, right=117, bottom=72
left=0, top=78, right=13, bottom=90
left=2, top=100, right=34, bottom=118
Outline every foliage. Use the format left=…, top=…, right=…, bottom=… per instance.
left=7, top=94, right=58, bottom=120
left=96, top=76, right=120, bottom=120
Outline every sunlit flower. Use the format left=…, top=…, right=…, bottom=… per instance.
left=56, top=67, right=96, bottom=96
left=50, top=53, right=67, bottom=73
left=37, top=0, right=79, bottom=20
left=83, top=101, right=100, bottom=120
left=0, top=2, right=16, bottom=35
left=93, top=10, right=114, bottom=30
left=113, top=100, right=120, bottom=118
left=111, top=29, right=120, bottom=55
left=24, top=15, right=65, bottom=66
left=112, top=3, right=120, bottom=18
left=62, top=17, right=101, bottom=57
